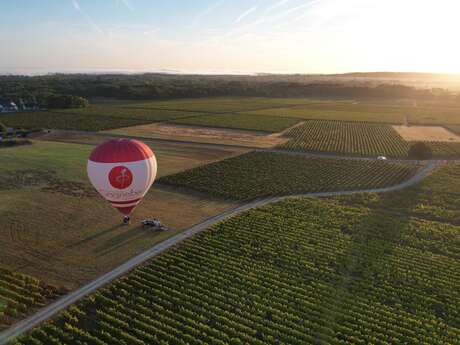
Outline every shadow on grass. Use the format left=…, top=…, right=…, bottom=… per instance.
left=313, top=188, right=422, bottom=342
left=66, top=224, right=124, bottom=249
left=94, top=226, right=157, bottom=257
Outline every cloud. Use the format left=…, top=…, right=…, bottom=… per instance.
left=116, top=0, right=134, bottom=12
left=191, top=0, right=225, bottom=27
left=71, top=0, right=80, bottom=11
left=70, top=0, right=103, bottom=34
left=234, top=6, right=258, bottom=24
left=263, top=0, right=290, bottom=15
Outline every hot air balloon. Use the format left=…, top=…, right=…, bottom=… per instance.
left=87, top=139, right=157, bottom=224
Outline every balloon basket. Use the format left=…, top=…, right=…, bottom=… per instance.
left=123, top=216, right=131, bottom=225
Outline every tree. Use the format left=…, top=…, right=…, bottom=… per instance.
left=46, top=94, right=89, bottom=109
left=408, top=142, right=432, bottom=160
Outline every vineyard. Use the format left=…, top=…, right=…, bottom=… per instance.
left=0, top=111, right=147, bottom=131
left=245, top=101, right=460, bottom=125
left=16, top=163, right=460, bottom=344
left=0, top=268, right=62, bottom=330
left=280, top=120, right=460, bottom=158
left=122, top=97, right=320, bottom=113
left=159, top=151, right=417, bottom=200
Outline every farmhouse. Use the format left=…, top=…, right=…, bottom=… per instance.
left=0, top=100, right=19, bottom=112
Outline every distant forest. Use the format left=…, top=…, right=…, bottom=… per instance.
left=1, top=73, right=459, bottom=104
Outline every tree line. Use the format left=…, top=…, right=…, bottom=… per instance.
left=0, top=73, right=459, bottom=103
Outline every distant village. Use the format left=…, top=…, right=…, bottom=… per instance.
left=0, top=99, right=41, bottom=112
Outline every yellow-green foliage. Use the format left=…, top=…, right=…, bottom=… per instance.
left=17, top=164, right=460, bottom=344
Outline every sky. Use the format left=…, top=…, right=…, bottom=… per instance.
left=1, top=0, right=460, bottom=75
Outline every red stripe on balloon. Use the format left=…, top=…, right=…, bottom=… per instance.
left=89, top=139, right=154, bottom=163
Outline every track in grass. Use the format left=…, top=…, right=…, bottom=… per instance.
left=159, top=151, right=417, bottom=200
left=15, top=163, right=460, bottom=344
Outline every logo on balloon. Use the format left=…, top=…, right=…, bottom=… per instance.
left=108, top=166, right=133, bottom=190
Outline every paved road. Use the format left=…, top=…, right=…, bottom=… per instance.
left=261, top=148, right=427, bottom=164
left=0, top=160, right=440, bottom=345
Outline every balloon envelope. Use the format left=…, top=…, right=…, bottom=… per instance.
left=87, top=139, right=157, bottom=215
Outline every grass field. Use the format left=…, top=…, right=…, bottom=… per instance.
left=0, top=140, right=237, bottom=289
left=159, top=151, right=417, bottom=200
left=17, top=163, right=460, bottom=345
left=0, top=268, right=62, bottom=330
left=280, top=120, right=460, bottom=158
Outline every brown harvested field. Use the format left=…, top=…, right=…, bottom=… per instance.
left=0, top=139, right=237, bottom=289
left=393, top=125, right=460, bottom=142
left=106, top=123, right=289, bottom=148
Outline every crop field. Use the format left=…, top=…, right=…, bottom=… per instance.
left=0, top=139, right=236, bottom=288
left=159, top=151, right=417, bottom=200
left=280, top=120, right=460, bottom=158
left=17, top=163, right=460, bottom=345
left=0, top=268, right=62, bottom=330
left=170, top=113, right=301, bottom=132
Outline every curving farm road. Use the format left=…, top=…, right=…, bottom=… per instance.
left=0, top=159, right=440, bottom=345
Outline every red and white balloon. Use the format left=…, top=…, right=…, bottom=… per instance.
left=87, top=139, right=157, bottom=217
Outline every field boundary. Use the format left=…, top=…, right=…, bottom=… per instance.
left=0, top=160, right=440, bottom=345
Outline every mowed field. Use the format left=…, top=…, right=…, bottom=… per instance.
left=0, top=139, right=241, bottom=289
left=17, top=163, right=460, bottom=344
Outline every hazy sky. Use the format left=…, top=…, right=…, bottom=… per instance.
left=1, top=0, right=459, bottom=74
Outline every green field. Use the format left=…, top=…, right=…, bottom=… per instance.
left=170, top=113, right=301, bottom=133
left=17, top=163, right=460, bottom=344
left=159, top=151, right=417, bottom=200
left=280, top=120, right=460, bottom=158
left=2, top=98, right=460, bottom=134
left=0, top=268, right=62, bottom=330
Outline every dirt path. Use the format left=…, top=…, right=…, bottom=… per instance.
left=0, top=159, right=440, bottom=345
